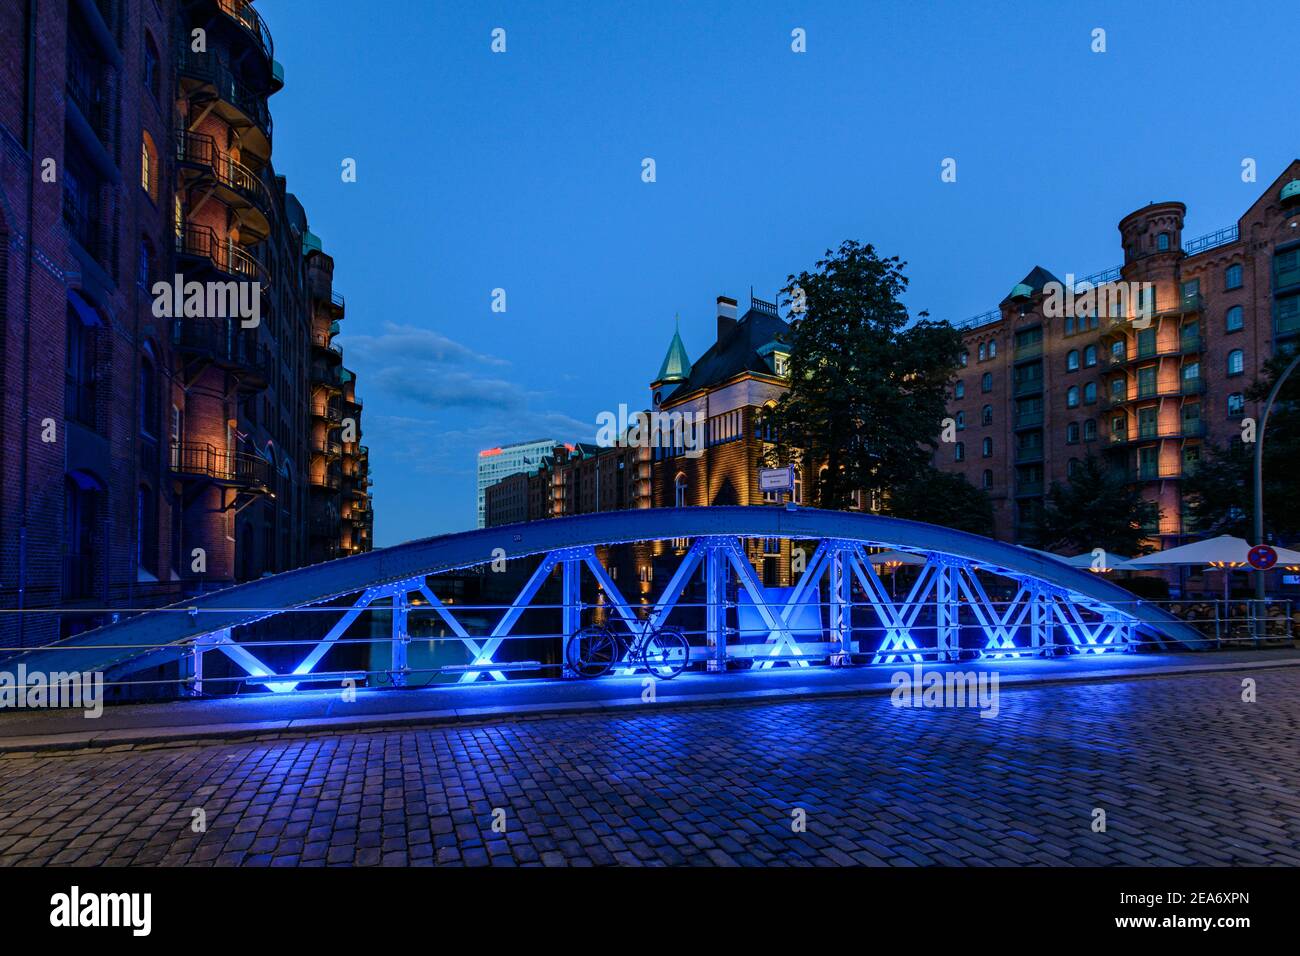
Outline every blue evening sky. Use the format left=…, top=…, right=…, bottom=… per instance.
left=261, top=0, right=1297, bottom=545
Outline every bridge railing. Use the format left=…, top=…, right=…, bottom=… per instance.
left=1, top=596, right=1291, bottom=700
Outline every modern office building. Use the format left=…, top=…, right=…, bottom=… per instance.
left=942, top=161, right=1300, bottom=546
left=0, top=0, right=373, bottom=648
left=475, top=438, right=559, bottom=527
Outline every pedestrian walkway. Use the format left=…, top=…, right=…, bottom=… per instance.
left=2, top=648, right=1296, bottom=752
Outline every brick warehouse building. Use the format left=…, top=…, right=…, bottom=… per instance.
left=0, top=0, right=373, bottom=648
left=943, top=161, right=1300, bottom=548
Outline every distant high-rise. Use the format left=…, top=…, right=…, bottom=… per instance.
left=476, top=439, right=560, bottom=527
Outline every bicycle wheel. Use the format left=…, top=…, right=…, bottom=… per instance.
left=566, top=625, right=618, bottom=678
left=641, top=627, right=691, bottom=679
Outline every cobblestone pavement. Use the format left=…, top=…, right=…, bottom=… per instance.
left=2, top=669, right=1299, bottom=866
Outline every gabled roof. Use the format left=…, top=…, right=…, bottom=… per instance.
left=1005, top=265, right=1062, bottom=301
left=668, top=305, right=790, bottom=400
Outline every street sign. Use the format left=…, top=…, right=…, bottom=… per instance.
left=759, top=466, right=794, bottom=493
left=1247, top=544, right=1278, bottom=571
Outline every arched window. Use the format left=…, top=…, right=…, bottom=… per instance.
left=1225, top=263, right=1243, bottom=290
left=978, top=343, right=987, bottom=361
left=1067, top=349, right=1080, bottom=371
left=988, top=340, right=997, bottom=357
left=954, top=381, right=965, bottom=399
left=981, top=372, right=993, bottom=392
left=1083, top=418, right=1097, bottom=441
left=1067, top=458, right=1081, bottom=478
left=955, top=410, right=965, bottom=430
left=982, top=469, right=993, bottom=490
left=1066, top=385, right=1080, bottom=408
left=674, top=472, right=687, bottom=508
left=1083, top=382, right=1098, bottom=404
left=981, top=437, right=992, bottom=458
left=959, top=351, right=969, bottom=367
left=141, top=130, right=160, bottom=202
left=1227, top=392, right=1244, bottom=417
left=792, top=468, right=803, bottom=504
left=981, top=404, right=992, bottom=426
left=1227, top=349, right=1244, bottom=376
left=1084, top=345, right=1097, bottom=367
left=1066, top=422, right=1080, bottom=444
left=954, top=441, right=965, bottom=462
left=1157, top=232, right=1170, bottom=251
left=1226, top=305, right=1244, bottom=332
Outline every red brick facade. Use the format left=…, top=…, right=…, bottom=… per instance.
left=0, top=0, right=372, bottom=648
left=942, top=162, right=1300, bottom=547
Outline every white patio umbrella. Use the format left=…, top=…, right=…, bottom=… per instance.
left=1126, top=535, right=1250, bottom=602
left=1021, top=546, right=1134, bottom=572
left=865, top=549, right=925, bottom=597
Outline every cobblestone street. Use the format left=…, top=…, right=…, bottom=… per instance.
left=2, top=669, right=1299, bottom=866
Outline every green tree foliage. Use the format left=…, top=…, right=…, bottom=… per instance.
left=1184, top=346, right=1300, bottom=540
left=884, top=467, right=995, bottom=536
left=766, top=241, right=963, bottom=508
left=1039, top=455, right=1160, bottom=556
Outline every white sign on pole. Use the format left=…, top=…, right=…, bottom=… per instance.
left=758, top=466, right=794, bottom=493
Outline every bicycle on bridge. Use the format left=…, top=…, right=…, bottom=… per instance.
left=565, top=622, right=691, bottom=680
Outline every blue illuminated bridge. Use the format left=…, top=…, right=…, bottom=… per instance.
left=11, top=507, right=1201, bottom=697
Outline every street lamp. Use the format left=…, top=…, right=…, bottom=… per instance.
left=1252, top=350, right=1300, bottom=630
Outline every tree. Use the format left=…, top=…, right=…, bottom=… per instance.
left=765, top=240, right=963, bottom=508
left=1184, top=346, right=1300, bottom=542
left=884, top=467, right=995, bottom=536
left=1039, top=455, right=1159, bottom=556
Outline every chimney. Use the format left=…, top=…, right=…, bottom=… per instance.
left=716, top=295, right=738, bottom=341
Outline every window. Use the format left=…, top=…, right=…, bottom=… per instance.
left=1227, top=349, right=1244, bottom=376
left=137, top=485, right=159, bottom=579
left=959, top=351, right=969, bottom=367
left=674, top=473, right=687, bottom=507
left=1111, top=414, right=1126, bottom=438
left=978, top=343, right=987, bottom=361
left=982, top=437, right=992, bottom=458
left=138, top=342, right=159, bottom=439
left=1227, top=392, right=1245, bottom=417
left=1066, top=385, right=1080, bottom=408
left=1277, top=247, right=1300, bottom=289
left=1067, top=349, right=1080, bottom=371
left=1157, top=232, right=1170, bottom=251
left=792, top=469, right=803, bottom=504
left=1225, top=263, right=1243, bottom=290
left=1083, top=382, right=1097, bottom=404
left=64, top=473, right=100, bottom=600
left=981, top=404, right=993, bottom=426
left=1065, top=315, right=1075, bottom=336
left=65, top=299, right=98, bottom=429
left=981, top=372, right=993, bottom=392
left=143, top=33, right=160, bottom=102
left=982, top=469, right=993, bottom=490
left=1066, top=422, right=1080, bottom=444
left=954, top=381, right=965, bottom=399
left=954, top=441, right=965, bottom=462
left=138, top=237, right=154, bottom=288
left=1084, top=345, right=1097, bottom=367
left=1067, top=457, right=1081, bottom=477
left=1083, top=418, right=1097, bottom=442
left=955, top=411, right=965, bottom=430
left=1110, top=377, right=1126, bottom=402
left=1110, top=339, right=1125, bottom=361
left=140, top=131, right=159, bottom=202
left=988, top=340, right=997, bottom=357
left=1226, top=305, right=1244, bottom=332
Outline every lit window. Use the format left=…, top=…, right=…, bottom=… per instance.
left=1067, top=385, right=1080, bottom=408
left=1084, top=345, right=1097, bottom=367
left=1083, top=382, right=1097, bottom=404
left=1227, top=392, right=1245, bottom=417
left=1067, top=349, right=1079, bottom=371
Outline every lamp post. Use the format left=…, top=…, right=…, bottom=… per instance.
left=1252, top=351, right=1300, bottom=633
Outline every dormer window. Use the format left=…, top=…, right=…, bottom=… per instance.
left=773, top=352, right=789, bottom=377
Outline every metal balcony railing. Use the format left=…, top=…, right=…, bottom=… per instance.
left=175, top=128, right=272, bottom=214
left=170, top=441, right=270, bottom=487
left=217, top=0, right=275, bottom=62
left=172, top=317, right=271, bottom=381
left=177, top=47, right=272, bottom=140
left=176, top=222, right=270, bottom=288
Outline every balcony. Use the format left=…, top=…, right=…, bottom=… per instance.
left=1014, top=444, right=1044, bottom=464
left=175, top=128, right=272, bottom=242
left=1012, top=377, right=1043, bottom=397
left=172, top=317, right=271, bottom=389
left=1013, top=341, right=1043, bottom=361
left=1014, top=480, right=1044, bottom=497
left=170, top=441, right=270, bottom=489
left=1180, top=333, right=1204, bottom=354
left=1102, top=378, right=1205, bottom=407
left=311, top=360, right=343, bottom=391
left=311, top=434, right=343, bottom=458
left=1123, top=462, right=1186, bottom=482
left=1156, top=292, right=1203, bottom=316
left=311, top=470, right=342, bottom=492
left=177, top=47, right=272, bottom=162
left=215, top=0, right=275, bottom=64
left=176, top=222, right=270, bottom=288
left=1109, top=420, right=1207, bottom=446
left=312, top=328, right=344, bottom=362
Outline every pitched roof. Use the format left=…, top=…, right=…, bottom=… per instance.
left=655, top=317, right=692, bottom=383
left=668, top=305, right=790, bottom=400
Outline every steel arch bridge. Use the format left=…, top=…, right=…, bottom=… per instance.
left=11, top=507, right=1201, bottom=695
